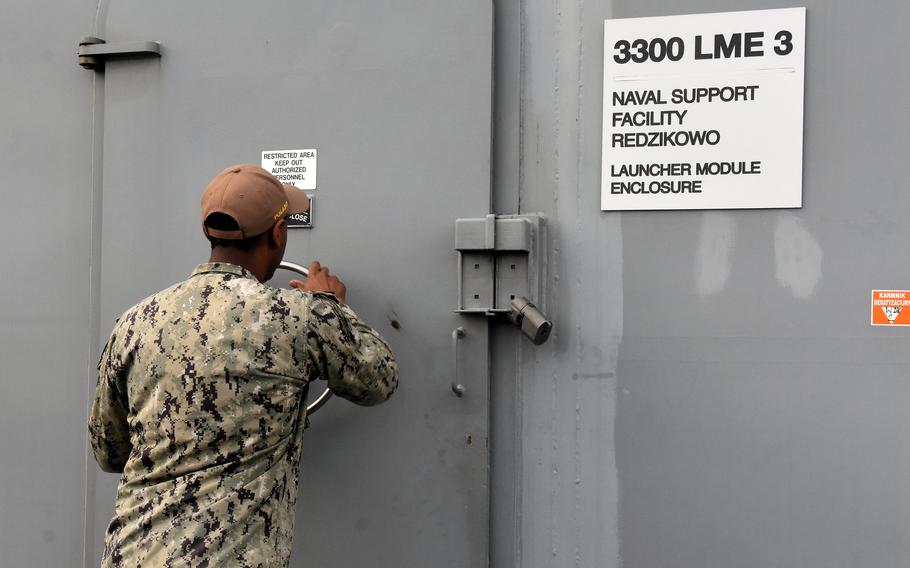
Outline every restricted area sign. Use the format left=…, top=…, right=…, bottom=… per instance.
left=261, top=148, right=317, bottom=190
left=871, top=290, right=910, bottom=326
left=601, top=8, right=806, bottom=211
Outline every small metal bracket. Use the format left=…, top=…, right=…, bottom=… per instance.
left=78, top=36, right=161, bottom=71
left=454, top=213, right=546, bottom=316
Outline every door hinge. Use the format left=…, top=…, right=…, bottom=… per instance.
left=77, top=36, right=161, bottom=71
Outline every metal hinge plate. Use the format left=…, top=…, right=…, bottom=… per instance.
left=78, top=36, right=161, bottom=71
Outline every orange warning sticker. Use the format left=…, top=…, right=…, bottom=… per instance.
left=871, top=290, right=910, bottom=326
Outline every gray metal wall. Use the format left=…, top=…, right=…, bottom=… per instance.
left=0, top=1, right=97, bottom=565
left=494, top=0, right=910, bottom=567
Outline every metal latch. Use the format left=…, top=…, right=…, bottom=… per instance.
left=78, top=36, right=161, bottom=71
left=454, top=213, right=552, bottom=344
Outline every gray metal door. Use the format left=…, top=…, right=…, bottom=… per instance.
left=86, top=2, right=493, bottom=566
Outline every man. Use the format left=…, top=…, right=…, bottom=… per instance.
left=89, top=164, right=398, bottom=567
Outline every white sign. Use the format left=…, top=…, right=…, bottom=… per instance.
left=261, top=149, right=318, bottom=190
left=601, top=8, right=805, bottom=211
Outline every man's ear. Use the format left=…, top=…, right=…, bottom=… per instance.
left=270, top=220, right=286, bottom=248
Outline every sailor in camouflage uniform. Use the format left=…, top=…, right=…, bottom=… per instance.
left=89, top=164, right=398, bottom=567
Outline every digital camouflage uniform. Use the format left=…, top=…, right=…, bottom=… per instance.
left=89, top=262, right=398, bottom=567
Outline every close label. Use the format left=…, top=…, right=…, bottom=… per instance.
left=286, top=197, right=313, bottom=229
left=601, top=8, right=806, bottom=211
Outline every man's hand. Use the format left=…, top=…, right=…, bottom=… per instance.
left=289, top=260, right=347, bottom=304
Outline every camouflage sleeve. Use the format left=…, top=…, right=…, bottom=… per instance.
left=88, top=335, right=133, bottom=473
left=304, top=293, right=398, bottom=406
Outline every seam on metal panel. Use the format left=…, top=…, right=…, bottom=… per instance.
left=517, top=0, right=527, bottom=215
left=83, top=2, right=108, bottom=565
left=92, top=0, right=109, bottom=37
left=551, top=0, right=562, bottom=563
left=516, top=4, right=527, bottom=567
left=572, top=4, right=586, bottom=565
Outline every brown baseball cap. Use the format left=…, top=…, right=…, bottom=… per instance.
left=201, top=164, right=310, bottom=239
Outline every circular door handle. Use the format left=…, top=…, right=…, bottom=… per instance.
left=278, top=260, right=334, bottom=416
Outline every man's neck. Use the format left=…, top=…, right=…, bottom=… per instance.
left=208, top=249, right=268, bottom=282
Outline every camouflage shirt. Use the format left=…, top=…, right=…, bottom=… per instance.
left=89, top=262, right=398, bottom=567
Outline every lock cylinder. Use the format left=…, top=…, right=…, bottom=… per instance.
left=508, top=296, right=552, bottom=345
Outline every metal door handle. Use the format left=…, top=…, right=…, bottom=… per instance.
left=451, top=327, right=466, bottom=397
left=278, top=260, right=333, bottom=416
left=279, top=260, right=309, bottom=278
